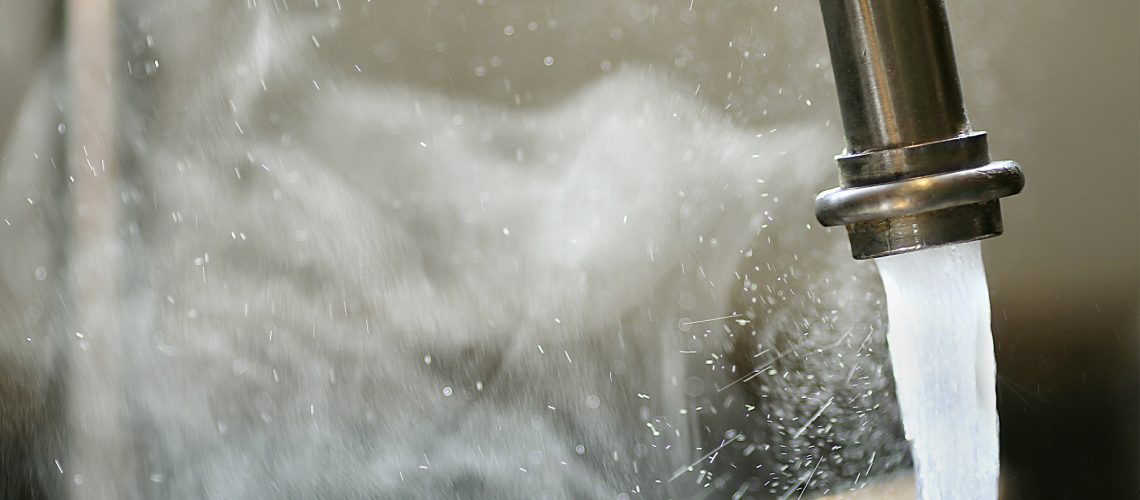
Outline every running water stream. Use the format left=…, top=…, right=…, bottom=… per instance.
left=875, top=241, right=999, bottom=500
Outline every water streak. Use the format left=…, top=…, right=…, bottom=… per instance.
left=876, top=241, right=999, bottom=499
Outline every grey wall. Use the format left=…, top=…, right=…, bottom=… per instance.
left=948, top=2, right=1139, bottom=496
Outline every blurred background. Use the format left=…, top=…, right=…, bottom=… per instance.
left=1, top=0, right=1136, bottom=498
left=962, top=3, right=1138, bottom=498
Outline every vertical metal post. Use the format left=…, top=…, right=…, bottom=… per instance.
left=66, top=0, right=138, bottom=497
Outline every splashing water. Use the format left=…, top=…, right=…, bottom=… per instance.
left=875, top=241, right=999, bottom=500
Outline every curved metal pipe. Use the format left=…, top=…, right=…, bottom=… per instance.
left=815, top=0, right=1024, bottom=259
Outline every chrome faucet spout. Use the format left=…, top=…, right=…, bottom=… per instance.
left=815, top=0, right=1024, bottom=259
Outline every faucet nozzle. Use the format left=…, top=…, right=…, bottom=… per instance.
left=815, top=0, right=1024, bottom=259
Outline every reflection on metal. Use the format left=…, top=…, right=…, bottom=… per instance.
left=815, top=0, right=1024, bottom=259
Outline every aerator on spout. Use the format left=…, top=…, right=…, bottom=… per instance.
left=814, top=0, right=1025, bottom=259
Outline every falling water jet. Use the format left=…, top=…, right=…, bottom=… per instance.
left=876, top=242, right=999, bottom=499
